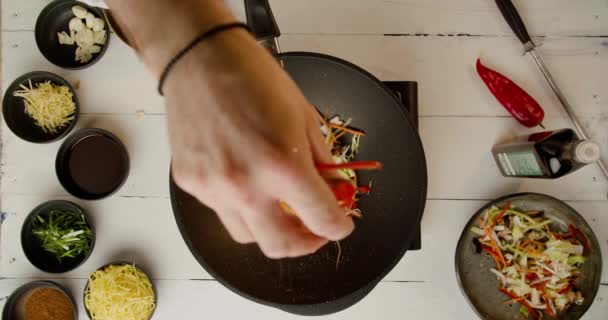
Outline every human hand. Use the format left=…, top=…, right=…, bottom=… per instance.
left=165, top=30, right=355, bottom=258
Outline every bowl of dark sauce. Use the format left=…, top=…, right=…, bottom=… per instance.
left=56, top=128, right=129, bottom=200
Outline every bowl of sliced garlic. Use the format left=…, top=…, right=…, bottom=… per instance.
left=36, top=0, right=110, bottom=69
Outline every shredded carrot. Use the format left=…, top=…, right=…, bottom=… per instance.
left=490, top=202, right=511, bottom=228
left=316, top=161, right=383, bottom=171
left=315, top=108, right=331, bottom=128
left=479, top=218, right=507, bottom=268
left=482, top=246, right=502, bottom=270
left=329, top=123, right=366, bottom=136
left=334, top=129, right=348, bottom=140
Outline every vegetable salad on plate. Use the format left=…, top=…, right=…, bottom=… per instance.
left=472, top=202, right=589, bottom=319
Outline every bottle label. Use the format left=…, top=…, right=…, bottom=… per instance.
left=497, top=152, right=544, bottom=176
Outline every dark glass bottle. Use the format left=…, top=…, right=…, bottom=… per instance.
left=492, top=129, right=600, bottom=179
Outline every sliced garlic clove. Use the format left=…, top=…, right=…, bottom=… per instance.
left=75, top=46, right=82, bottom=61
left=57, top=31, right=75, bottom=45
left=85, top=12, right=96, bottom=29
left=92, top=30, right=107, bottom=45
left=69, top=17, right=84, bottom=32
left=92, top=17, right=106, bottom=32
left=72, top=5, right=88, bottom=19
left=89, top=45, right=101, bottom=54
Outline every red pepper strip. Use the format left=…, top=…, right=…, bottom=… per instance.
left=491, top=202, right=511, bottom=228
left=499, top=288, right=539, bottom=320
left=545, top=300, right=554, bottom=318
left=357, top=186, right=371, bottom=194
left=568, top=224, right=591, bottom=254
left=558, top=283, right=573, bottom=295
left=482, top=246, right=503, bottom=270
left=479, top=218, right=507, bottom=268
left=476, top=59, right=545, bottom=128
left=316, top=161, right=383, bottom=171
left=328, top=180, right=357, bottom=209
left=554, top=232, right=573, bottom=240
left=531, top=279, right=549, bottom=291
left=526, top=273, right=537, bottom=281
left=543, top=292, right=556, bottom=318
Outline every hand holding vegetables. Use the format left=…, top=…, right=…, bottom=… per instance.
left=106, top=0, right=355, bottom=259
left=476, top=59, right=545, bottom=128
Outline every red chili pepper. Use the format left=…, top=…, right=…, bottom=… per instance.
left=499, top=288, right=539, bottom=320
left=476, top=59, right=545, bottom=128
left=316, top=161, right=383, bottom=171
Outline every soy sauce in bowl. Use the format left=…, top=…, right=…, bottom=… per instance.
left=56, top=128, right=129, bottom=200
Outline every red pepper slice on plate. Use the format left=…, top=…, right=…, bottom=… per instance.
left=568, top=224, right=591, bottom=254
left=476, top=59, right=545, bottom=128
left=499, top=287, right=539, bottom=320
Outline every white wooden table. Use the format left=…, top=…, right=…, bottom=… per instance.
left=1, top=1, right=607, bottom=319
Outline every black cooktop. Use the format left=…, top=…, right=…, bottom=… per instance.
left=383, top=81, right=421, bottom=251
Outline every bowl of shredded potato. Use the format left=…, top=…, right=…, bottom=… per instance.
left=2, top=71, right=79, bottom=143
left=84, top=262, right=156, bottom=320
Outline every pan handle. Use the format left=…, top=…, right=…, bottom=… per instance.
left=244, top=0, right=282, bottom=55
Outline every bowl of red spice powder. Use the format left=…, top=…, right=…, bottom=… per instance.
left=1, top=280, right=77, bottom=320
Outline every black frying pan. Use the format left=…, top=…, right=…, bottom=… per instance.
left=170, top=0, right=427, bottom=315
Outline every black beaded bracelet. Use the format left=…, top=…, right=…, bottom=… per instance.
left=157, top=22, right=251, bottom=96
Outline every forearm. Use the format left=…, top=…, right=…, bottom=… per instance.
left=105, top=0, right=237, bottom=76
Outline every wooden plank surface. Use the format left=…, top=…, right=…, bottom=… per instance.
left=2, top=0, right=607, bottom=36
left=2, top=114, right=607, bottom=200
left=3, top=32, right=608, bottom=118
left=0, top=279, right=607, bottom=319
left=2, top=196, right=607, bottom=285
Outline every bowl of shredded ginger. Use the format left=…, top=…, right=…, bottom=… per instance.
left=2, top=71, right=79, bottom=143
left=84, top=263, right=156, bottom=320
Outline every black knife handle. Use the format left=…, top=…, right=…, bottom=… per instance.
left=244, top=0, right=281, bottom=40
left=495, top=0, right=533, bottom=46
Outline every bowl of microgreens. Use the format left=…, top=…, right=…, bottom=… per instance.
left=21, top=200, right=95, bottom=273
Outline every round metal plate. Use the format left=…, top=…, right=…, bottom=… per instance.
left=455, top=193, right=602, bottom=320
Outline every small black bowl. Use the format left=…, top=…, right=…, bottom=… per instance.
left=36, top=0, right=110, bottom=69
left=21, top=200, right=95, bottom=274
left=2, top=280, right=78, bottom=320
left=84, top=262, right=157, bottom=320
left=2, top=71, right=79, bottom=143
left=56, top=128, right=130, bottom=200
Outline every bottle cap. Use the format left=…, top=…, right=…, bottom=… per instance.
left=573, top=140, right=601, bottom=164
